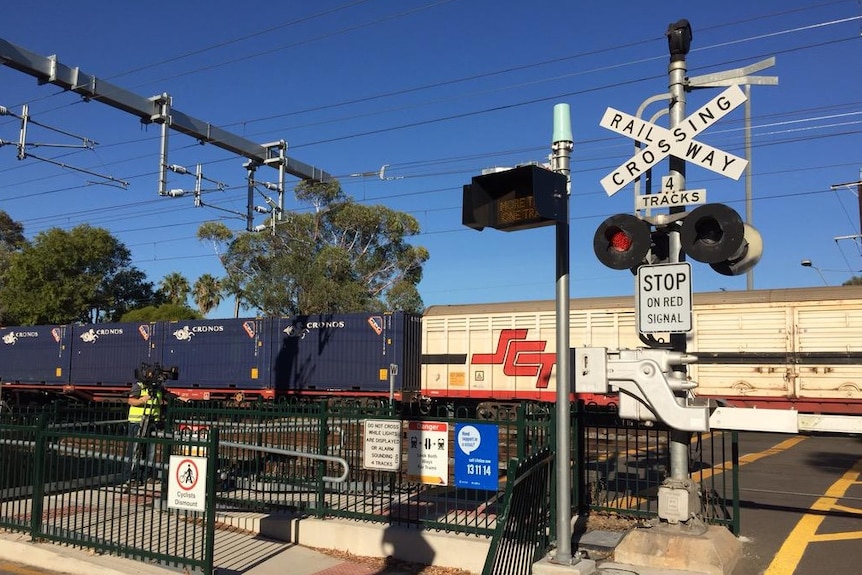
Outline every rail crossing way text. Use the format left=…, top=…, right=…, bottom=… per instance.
left=600, top=85, right=748, bottom=196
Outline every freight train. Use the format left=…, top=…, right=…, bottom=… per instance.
left=1, top=285, right=861, bottom=415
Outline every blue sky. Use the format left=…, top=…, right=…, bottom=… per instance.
left=0, top=1, right=860, bottom=318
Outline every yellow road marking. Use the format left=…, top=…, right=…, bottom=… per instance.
left=764, top=457, right=862, bottom=575
left=602, top=433, right=800, bottom=509
left=694, top=436, right=807, bottom=482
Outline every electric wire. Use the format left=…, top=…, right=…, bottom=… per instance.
left=0, top=3, right=859, bottom=285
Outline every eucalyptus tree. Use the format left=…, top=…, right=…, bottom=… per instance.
left=198, top=179, right=428, bottom=316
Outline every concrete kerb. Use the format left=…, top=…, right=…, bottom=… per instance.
left=1, top=513, right=492, bottom=575
left=215, top=512, right=493, bottom=575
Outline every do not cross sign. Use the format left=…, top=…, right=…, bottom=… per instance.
left=600, top=84, right=748, bottom=196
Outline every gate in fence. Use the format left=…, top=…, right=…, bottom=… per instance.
left=481, top=447, right=554, bottom=575
left=0, top=412, right=218, bottom=574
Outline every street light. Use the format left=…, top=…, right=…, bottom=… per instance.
left=800, top=259, right=829, bottom=286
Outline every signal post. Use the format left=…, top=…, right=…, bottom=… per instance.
left=589, top=20, right=780, bottom=575
left=463, top=19, right=790, bottom=575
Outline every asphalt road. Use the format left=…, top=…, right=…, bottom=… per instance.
left=731, top=431, right=862, bottom=575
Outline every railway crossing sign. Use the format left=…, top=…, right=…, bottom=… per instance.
left=600, top=84, right=749, bottom=196
left=406, top=421, right=449, bottom=485
left=637, top=262, right=692, bottom=334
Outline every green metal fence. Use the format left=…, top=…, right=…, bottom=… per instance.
left=482, top=447, right=554, bottom=575
left=581, top=409, right=739, bottom=533
left=0, top=398, right=739, bottom=573
left=165, top=400, right=554, bottom=537
left=0, top=408, right=216, bottom=574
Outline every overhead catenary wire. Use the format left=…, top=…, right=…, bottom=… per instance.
left=0, top=3, right=859, bottom=288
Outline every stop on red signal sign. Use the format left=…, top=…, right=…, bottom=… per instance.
left=636, top=262, right=692, bottom=334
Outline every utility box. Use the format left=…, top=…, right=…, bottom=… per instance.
left=658, top=478, right=700, bottom=524
left=573, top=347, right=609, bottom=393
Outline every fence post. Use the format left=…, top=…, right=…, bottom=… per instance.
left=30, top=414, right=47, bottom=539
left=572, top=401, right=584, bottom=513
left=204, top=426, right=218, bottom=575
left=547, top=405, right=557, bottom=544
left=315, top=402, right=328, bottom=518
left=731, top=431, right=740, bottom=535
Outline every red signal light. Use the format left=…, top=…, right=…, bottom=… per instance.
left=609, top=228, right=633, bottom=252
left=593, top=214, right=651, bottom=270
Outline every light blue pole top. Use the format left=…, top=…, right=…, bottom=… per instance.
left=552, top=103, right=572, bottom=142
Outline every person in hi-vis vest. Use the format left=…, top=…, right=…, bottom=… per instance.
left=125, top=378, right=189, bottom=488
left=124, top=380, right=164, bottom=488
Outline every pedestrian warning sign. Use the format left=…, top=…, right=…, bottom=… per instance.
left=168, top=454, right=207, bottom=512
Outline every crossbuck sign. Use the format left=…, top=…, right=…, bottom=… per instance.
left=600, top=84, right=748, bottom=196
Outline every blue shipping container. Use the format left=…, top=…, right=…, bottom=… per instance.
left=0, top=325, right=71, bottom=385
left=161, top=318, right=268, bottom=391
left=269, top=312, right=421, bottom=394
left=70, top=322, right=159, bottom=386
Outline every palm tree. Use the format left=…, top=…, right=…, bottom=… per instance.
left=193, top=274, right=223, bottom=316
left=160, top=272, right=191, bottom=306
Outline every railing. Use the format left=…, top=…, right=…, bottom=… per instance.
left=0, top=414, right=217, bottom=573
left=581, top=409, right=739, bottom=533
left=0, top=399, right=739, bottom=572
left=482, top=447, right=554, bottom=575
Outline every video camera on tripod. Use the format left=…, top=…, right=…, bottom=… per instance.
left=134, top=362, right=179, bottom=392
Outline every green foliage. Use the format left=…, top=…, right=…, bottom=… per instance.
left=99, top=268, right=159, bottom=322
left=193, top=273, right=223, bottom=316
left=197, top=179, right=428, bottom=315
left=160, top=272, right=191, bottom=305
left=0, top=224, right=155, bottom=325
left=121, top=304, right=202, bottom=322
left=843, top=276, right=862, bottom=286
left=0, top=211, right=27, bottom=324
left=0, top=211, right=25, bottom=251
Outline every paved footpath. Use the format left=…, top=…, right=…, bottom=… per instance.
left=0, top=529, right=382, bottom=575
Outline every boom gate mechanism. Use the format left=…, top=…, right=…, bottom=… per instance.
left=575, top=347, right=803, bottom=434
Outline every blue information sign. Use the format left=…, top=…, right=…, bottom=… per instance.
left=454, top=423, right=499, bottom=490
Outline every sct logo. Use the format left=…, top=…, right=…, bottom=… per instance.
left=471, top=329, right=556, bottom=389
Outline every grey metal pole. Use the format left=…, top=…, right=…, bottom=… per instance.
left=156, top=95, right=170, bottom=196
left=745, top=85, right=754, bottom=290
left=551, top=103, right=574, bottom=565
left=245, top=162, right=257, bottom=232
left=667, top=25, right=690, bottom=483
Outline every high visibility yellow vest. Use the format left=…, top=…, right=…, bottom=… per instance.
left=128, top=387, right=162, bottom=423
